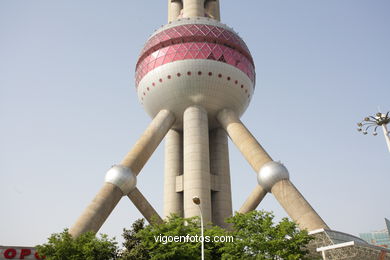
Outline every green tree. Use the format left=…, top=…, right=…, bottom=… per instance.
left=120, top=214, right=225, bottom=260
left=120, top=219, right=150, bottom=260
left=120, top=211, right=313, bottom=260
left=221, top=211, right=313, bottom=260
left=36, top=229, right=119, bottom=260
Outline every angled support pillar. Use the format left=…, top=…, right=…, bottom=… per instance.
left=271, top=179, right=328, bottom=231
left=69, top=110, right=175, bottom=237
left=217, top=109, right=328, bottom=231
left=128, top=188, right=163, bottom=224
left=238, top=185, right=267, bottom=213
left=69, top=182, right=124, bottom=237
left=216, top=109, right=272, bottom=172
left=217, top=108, right=271, bottom=211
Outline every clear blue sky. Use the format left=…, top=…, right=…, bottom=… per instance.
left=1, top=1, right=389, bottom=246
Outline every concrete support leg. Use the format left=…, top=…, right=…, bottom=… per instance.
left=238, top=185, right=267, bottom=214
left=128, top=188, right=163, bottom=224
left=121, top=110, right=176, bottom=174
left=183, top=0, right=205, bottom=18
left=217, top=109, right=272, bottom=172
left=183, top=106, right=212, bottom=223
left=209, top=128, right=232, bottom=228
left=163, top=129, right=183, bottom=218
left=216, top=109, right=271, bottom=210
left=69, top=110, right=175, bottom=237
left=271, top=180, right=329, bottom=231
left=69, top=183, right=123, bottom=237
left=217, top=109, right=328, bottom=230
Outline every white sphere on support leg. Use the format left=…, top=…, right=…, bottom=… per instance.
left=257, top=161, right=289, bottom=192
left=105, top=165, right=137, bottom=195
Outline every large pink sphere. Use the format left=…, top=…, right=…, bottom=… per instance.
left=136, top=17, right=255, bottom=128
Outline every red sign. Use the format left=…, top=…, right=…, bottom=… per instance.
left=0, top=247, right=44, bottom=260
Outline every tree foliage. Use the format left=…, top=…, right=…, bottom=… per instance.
left=221, top=211, right=313, bottom=260
left=120, top=215, right=225, bottom=260
left=120, top=219, right=150, bottom=260
left=36, top=211, right=312, bottom=259
left=121, top=210, right=313, bottom=260
left=36, top=229, right=118, bottom=260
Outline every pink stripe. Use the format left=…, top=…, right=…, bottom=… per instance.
left=135, top=42, right=255, bottom=86
left=137, top=24, right=254, bottom=69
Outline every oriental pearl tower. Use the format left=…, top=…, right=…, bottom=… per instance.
left=69, top=0, right=328, bottom=237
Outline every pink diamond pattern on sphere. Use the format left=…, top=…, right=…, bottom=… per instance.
left=136, top=42, right=255, bottom=86
left=139, top=24, right=252, bottom=64
left=136, top=23, right=255, bottom=87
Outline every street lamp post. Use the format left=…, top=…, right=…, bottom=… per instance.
left=192, top=196, right=204, bottom=260
left=357, top=111, right=390, bottom=152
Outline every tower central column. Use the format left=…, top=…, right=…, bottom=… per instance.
left=164, top=129, right=183, bottom=218
left=210, top=128, right=232, bottom=228
left=182, top=0, right=205, bottom=18
left=183, top=106, right=212, bottom=223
